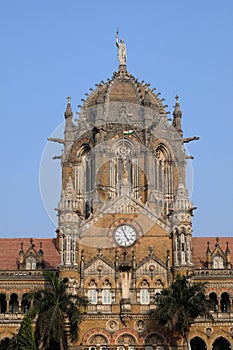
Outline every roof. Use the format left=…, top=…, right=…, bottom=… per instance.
left=192, top=237, right=233, bottom=268
left=80, top=66, right=167, bottom=115
left=1, top=236, right=232, bottom=271
left=0, top=238, right=60, bottom=270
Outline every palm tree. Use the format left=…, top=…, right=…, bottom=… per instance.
left=27, top=270, right=88, bottom=350
left=153, top=275, right=212, bottom=350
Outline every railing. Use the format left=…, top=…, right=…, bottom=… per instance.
left=86, top=304, right=112, bottom=313
left=0, top=312, right=24, bottom=320
left=196, top=312, right=233, bottom=322
left=0, top=270, right=44, bottom=277
left=195, top=269, right=233, bottom=276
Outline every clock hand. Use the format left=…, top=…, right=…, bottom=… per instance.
left=122, top=226, right=130, bottom=242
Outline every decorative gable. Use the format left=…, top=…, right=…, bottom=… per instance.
left=18, top=239, right=45, bottom=270
left=84, top=256, right=115, bottom=278
left=206, top=238, right=232, bottom=269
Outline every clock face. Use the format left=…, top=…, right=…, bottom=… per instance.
left=114, top=225, right=137, bottom=247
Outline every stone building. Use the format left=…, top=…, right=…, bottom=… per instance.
left=0, top=38, right=232, bottom=350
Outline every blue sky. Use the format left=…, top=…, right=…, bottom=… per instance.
left=1, top=1, right=233, bottom=238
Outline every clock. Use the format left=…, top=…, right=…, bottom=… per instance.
left=114, top=224, right=137, bottom=247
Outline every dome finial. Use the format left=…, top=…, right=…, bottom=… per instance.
left=116, top=28, right=127, bottom=68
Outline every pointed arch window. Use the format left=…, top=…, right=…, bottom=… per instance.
left=87, top=280, right=97, bottom=304
left=75, top=144, right=94, bottom=218
left=102, top=279, right=112, bottom=304
left=154, top=145, right=174, bottom=204
left=140, top=279, right=150, bottom=305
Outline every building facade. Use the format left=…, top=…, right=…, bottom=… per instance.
left=0, top=40, right=233, bottom=350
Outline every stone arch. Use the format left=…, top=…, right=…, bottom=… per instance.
left=0, top=337, right=10, bottom=350
left=108, top=137, right=145, bottom=200
left=154, top=277, right=164, bottom=295
left=22, top=293, right=31, bottom=313
left=212, top=336, right=231, bottom=350
left=0, top=294, right=6, bottom=313
left=116, top=333, right=137, bottom=345
left=84, top=277, right=99, bottom=288
left=144, top=332, right=167, bottom=348
left=100, top=276, right=114, bottom=287
left=9, top=293, right=18, bottom=313
left=190, top=336, right=207, bottom=350
left=136, top=276, right=151, bottom=288
left=209, top=292, right=218, bottom=312
left=88, top=334, right=109, bottom=345
left=220, top=292, right=230, bottom=312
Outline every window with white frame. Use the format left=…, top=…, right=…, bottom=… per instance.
left=140, top=279, right=150, bottom=304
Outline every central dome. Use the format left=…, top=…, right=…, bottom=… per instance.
left=80, top=66, right=168, bottom=116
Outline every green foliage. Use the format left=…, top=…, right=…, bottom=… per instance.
left=27, top=270, right=88, bottom=350
left=7, top=312, right=36, bottom=350
left=153, top=275, right=212, bottom=347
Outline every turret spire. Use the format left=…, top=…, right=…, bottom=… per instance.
left=172, top=95, right=183, bottom=136
left=64, top=96, right=73, bottom=119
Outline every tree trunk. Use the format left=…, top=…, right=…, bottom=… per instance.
left=184, top=333, right=191, bottom=350
left=59, top=337, right=64, bottom=350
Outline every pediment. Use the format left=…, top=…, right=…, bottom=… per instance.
left=103, top=194, right=144, bottom=214
left=84, top=257, right=114, bottom=277
left=82, top=195, right=171, bottom=233
left=136, top=256, right=167, bottom=277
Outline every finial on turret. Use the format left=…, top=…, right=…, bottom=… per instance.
left=116, top=28, right=127, bottom=68
left=64, top=96, right=73, bottom=119
left=172, top=95, right=183, bottom=136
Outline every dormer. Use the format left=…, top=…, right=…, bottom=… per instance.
left=206, top=238, right=231, bottom=269
left=18, top=239, right=45, bottom=270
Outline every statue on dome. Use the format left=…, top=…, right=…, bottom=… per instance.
left=116, top=29, right=127, bottom=65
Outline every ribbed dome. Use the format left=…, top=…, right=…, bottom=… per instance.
left=80, top=66, right=168, bottom=116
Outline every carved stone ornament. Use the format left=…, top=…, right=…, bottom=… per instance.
left=106, top=319, right=119, bottom=332
left=134, top=319, right=146, bottom=333
left=116, top=333, right=136, bottom=345
left=89, top=334, right=108, bottom=345
left=205, top=327, right=213, bottom=337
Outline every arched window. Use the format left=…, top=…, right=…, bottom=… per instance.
left=190, top=336, right=207, bottom=350
left=26, top=256, right=37, bottom=270
left=0, top=294, right=7, bottom=313
left=154, top=145, right=174, bottom=214
left=22, top=293, right=31, bottom=313
left=87, top=280, right=97, bottom=304
left=212, top=337, right=231, bottom=350
left=75, top=144, right=94, bottom=218
left=140, top=279, right=149, bottom=305
left=102, top=279, right=112, bottom=304
left=155, top=279, right=164, bottom=295
left=9, top=293, right=18, bottom=313
left=220, top=292, right=230, bottom=312
left=213, top=255, right=224, bottom=269
left=209, top=292, right=218, bottom=312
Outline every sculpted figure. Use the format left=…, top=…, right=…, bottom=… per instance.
left=116, top=30, right=127, bottom=65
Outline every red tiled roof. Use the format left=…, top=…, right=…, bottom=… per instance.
left=0, top=238, right=60, bottom=270
left=192, top=237, right=233, bottom=268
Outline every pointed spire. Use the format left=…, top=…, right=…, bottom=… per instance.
left=64, top=96, right=73, bottom=119
left=38, top=242, right=44, bottom=256
left=206, top=241, right=211, bottom=254
left=172, top=95, right=183, bottom=136
left=226, top=241, right=230, bottom=254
